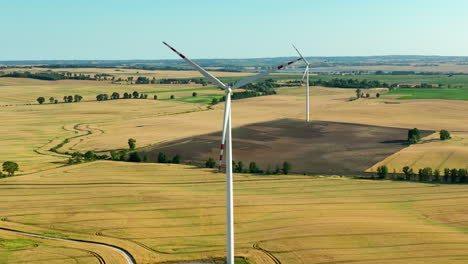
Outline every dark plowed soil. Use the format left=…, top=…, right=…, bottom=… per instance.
left=141, top=119, right=433, bottom=175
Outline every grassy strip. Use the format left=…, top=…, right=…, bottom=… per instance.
left=385, top=88, right=468, bottom=100
left=164, top=94, right=224, bottom=104
left=142, top=86, right=219, bottom=94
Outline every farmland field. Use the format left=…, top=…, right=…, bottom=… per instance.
left=2, top=68, right=468, bottom=263
left=4, top=162, right=468, bottom=264
left=384, top=88, right=468, bottom=100
left=141, top=119, right=433, bottom=175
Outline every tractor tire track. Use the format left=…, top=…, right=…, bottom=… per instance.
left=253, top=242, right=281, bottom=264
left=0, top=227, right=135, bottom=264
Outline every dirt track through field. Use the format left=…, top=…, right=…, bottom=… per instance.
left=0, top=227, right=136, bottom=264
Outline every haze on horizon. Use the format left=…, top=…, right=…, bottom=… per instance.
left=1, top=0, right=468, bottom=60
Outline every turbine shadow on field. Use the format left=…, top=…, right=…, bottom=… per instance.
left=140, top=118, right=433, bottom=175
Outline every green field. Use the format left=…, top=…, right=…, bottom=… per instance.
left=172, top=93, right=225, bottom=104
left=385, top=88, right=468, bottom=100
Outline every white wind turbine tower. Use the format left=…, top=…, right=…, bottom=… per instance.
left=163, top=41, right=302, bottom=264
left=293, top=44, right=311, bottom=122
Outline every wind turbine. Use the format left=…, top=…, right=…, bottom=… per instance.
left=163, top=41, right=302, bottom=264
left=292, top=45, right=311, bottom=122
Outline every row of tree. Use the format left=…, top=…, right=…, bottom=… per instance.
left=2, top=71, right=94, bottom=81
left=205, top=158, right=292, bottom=175
left=407, top=128, right=451, bottom=144
left=37, top=95, right=83, bottom=104
left=376, top=165, right=468, bottom=183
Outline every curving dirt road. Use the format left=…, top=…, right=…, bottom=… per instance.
left=0, top=227, right=136, bottom=264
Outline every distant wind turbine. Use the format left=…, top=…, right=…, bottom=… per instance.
left=163, top=41, right=302, bottom=264
left=293, top=44, right=311, bottom=122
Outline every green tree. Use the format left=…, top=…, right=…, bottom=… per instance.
left=440, top=130, right=451, bottom=140
left=249, top=162, right=260, bottom=173
left=84, top=151, right=96, bottom=161
left=118, top=150, right=127, bottom=161
left=128, top=138, right=136, bottom=150
left=408, top=128, right=421, bottom=144
left=153, top=95, right=158, bottom=100
left=211, top=98, right=219, bottom=105
left=74, top=95, right=83, bottom=102
left=110, top=150, right=119, bottom=161
left=2, top=161, right=19, bottom=176
left=49, top=97, right=55, bottom=104
left=172, top=154, right=181, bottom=164
left=157, top=152, right=168, bottom=163
left=376, top=93, right=380, bottom=98
left=37, top=97, right=45, bottom=104
left=205, top=157, right=216, bottom=168
left=170, top=95, right=175, bottom=99
left=111, top=92, right=120, bottom=100
left=235, top=161, right=244, bottom=173
left=128, top=152, right=142, bottom=162
left=458, top=169, right=467, bottom=183
left=433, top=169, right=440, bottom=182
left=192, top=92, right=197, bottom=97
left=376, top=165, right=388, bottom=179
left=402, top=166, right=412, bottom=180
left=132, top=91, right=139, bottom=99
left=356, top=88, right=362, bottom=98
left=450, top=168, right=458, bottom=183
left=67, top=95, right=73, bottom=103
left=443, top=168, right=450, bottom=183
left=281, top=161, right=291, bottom=175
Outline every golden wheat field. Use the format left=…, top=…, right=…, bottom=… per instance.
left=2, top=69, right=468, bottom=263
left=4, top=162, right=468, bottom=264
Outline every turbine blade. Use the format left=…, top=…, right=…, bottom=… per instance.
left=231, top=57, right=303, bottom=90
left=292, top=44, right=310, bottom=65
left=162, top=41, right=226, bottom=89
left=218, top=92, right=231, bottom=169
left=302, top=65, right=309, bottom=81
left=231, top=72, right=269, bottom=89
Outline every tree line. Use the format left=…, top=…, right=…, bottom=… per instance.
left=205, top=157, right=292, bottom=175
left=211, top=79, right=280, bottom=105
left=37, top=95, right=83, bottom=104
left=2, top=71, right=95, bottom=81
left=376, top=164, right=468, bottom=184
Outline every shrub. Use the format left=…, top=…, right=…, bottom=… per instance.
left=376, top=165, right=388, bottom=179
left=249, top=162, right=261, bottom=173
left=440, top=130, right=451, bottom=140
left=157, top=152, right=168, bottom=163
left=205, top=157, right=216, bottom=168
left=128, top=152, right=142, bottom=162
left=211, top=98, right=219, bottom=105
left=282, top=161, right=291, bottom=175
left=128, top=138, right=136, bottom=150
left=84, top=151, right=96, bottom=161
left=2, top=161, right=19, bottom=176
left=407, top=128, right=421, bottom=144
left=172, top=154, right=181, bottom=164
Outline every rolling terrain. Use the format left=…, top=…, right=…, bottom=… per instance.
left=2, top=68, right=468, bottom=263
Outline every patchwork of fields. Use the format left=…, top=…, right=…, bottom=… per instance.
left=2, top=69, right=468, bottom=263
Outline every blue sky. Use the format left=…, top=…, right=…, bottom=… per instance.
left=1, top=0, right=468, bottom=60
